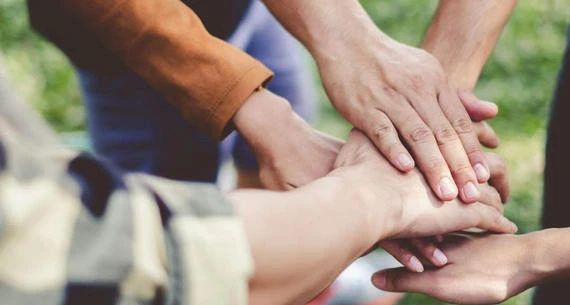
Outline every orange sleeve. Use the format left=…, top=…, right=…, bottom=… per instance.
left=63, top=0, right=273, bottom=140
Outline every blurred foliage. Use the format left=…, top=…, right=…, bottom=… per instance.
left=0, top=0, right=569, bottom=304
left=0, top=0, right=83, bottom=132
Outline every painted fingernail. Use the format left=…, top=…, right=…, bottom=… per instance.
left=409, top=256, right=424, bottom=273
left=439, top=177, right=457, bottom=198
left=474, top=163, right=490, bottom=181
left=398, top=153, right=414, bottom=170
left=463, top=181, right=480, bottom=201
left=433, top=249, right=448, bottom=266
left=372, top=271, right=387, bottom=288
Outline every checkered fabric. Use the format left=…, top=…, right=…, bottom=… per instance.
left=0, top=123, right=253, bottom=305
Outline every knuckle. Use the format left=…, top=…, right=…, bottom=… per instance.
left=465, top=146, right=484, bottom=159
left=396, top=248, right=414, bottom=261
left=432, top=72, right=447, bottom=87
left=424, top=157, right=446, bottom=173
left=407, top=74, right=425, bottom=92
left=382, top=86, right=399, bottom=99
left=371, top=121, right=396, bottom=141
left=390, top=272, right=406, bottom=289
left=491, top=211, right=504, bottom=227
left=434, top=126, right=458, bottom=145
left=407, top=126, right=433, bottom=144
left=452, top=117, right=473, bottom=134
left=450, top=163, right=473, bottom=177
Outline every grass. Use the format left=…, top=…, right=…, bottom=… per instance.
left=1, top=0, right=569, bottom=304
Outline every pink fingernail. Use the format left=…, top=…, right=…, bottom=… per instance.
left=433, top=249, right=448, bottom=266
left=439, top=177, right=457, bottom=198
left=474, top=163, right=490, bottom=181
left=463, top=182, right=480, bottom=201
left=398, top=153, right=414, bottom=169
left=409, top=256, right=424, bottom=273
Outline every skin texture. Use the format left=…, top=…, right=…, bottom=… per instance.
left=260, top=0, right=497, bottom=203
left=228, top=130, right=517, bottom=305
left=372, top=228, right=570, bottom=305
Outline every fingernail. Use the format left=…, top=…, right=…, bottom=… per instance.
left=509, top=220, right=518, bottom=233
left=433, top=249, right=448, bottom=266
left=372, top=271, right=387, bottom=288
left=409, top=256, right=424, bottom=273
left=463, top=181, right=480, bottom=201
left=439, top=177, right=457, bottom=198
left=482, top=101, right=499, bottom=112
left=474, top=163, right=490, bottom=181
left=397, top=153, right=414, bottom=170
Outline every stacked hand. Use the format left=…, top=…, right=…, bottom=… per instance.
left=316, top=37, right=493, bottom=203
left=378, top=150, right=509, bottom=272
left=331, top=129, right=516, bottom=246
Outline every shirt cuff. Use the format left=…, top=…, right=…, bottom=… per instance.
left=202, top=62, right=273, bottom=140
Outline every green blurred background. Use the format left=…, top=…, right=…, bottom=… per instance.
left=0, top=0, right=568, bottom=304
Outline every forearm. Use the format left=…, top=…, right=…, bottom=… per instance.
left=228, top=176, right=380, bottom=305
left=62, top=0, right=272, bottom=140
left=260, top=0, right=393, bottom=58
left=232, top=89, right=295, bottom=163
left=421, top=0, right=517, bottom=91
left=525, top=228, right=570, bottom=286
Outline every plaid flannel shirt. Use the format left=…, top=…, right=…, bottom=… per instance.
left=0, top=125, right=253, bottom=305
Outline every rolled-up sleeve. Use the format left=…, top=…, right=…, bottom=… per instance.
left=62, top=0, right=273, bottom=140
left=0, top=131, right=253, bottom=305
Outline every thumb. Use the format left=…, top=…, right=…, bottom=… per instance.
left=459, top=91, right=498, bottom=122
left=371, top=267, right=433, bottom=294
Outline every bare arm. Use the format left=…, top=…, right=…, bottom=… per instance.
left=422, top=0, right=518, bottom=91
left=261, top=0, right=492, bottom=205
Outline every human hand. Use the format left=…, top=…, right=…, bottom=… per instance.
left=378, top=149, right=510, bottom=272
left=233, top=89, right=343, bottom=190
left=332, top=129, right=517, bottom=246
left=461, top=91, right=500, bottom=148
left=316, top=36, right=490, bottom=203
left=372, top=232, right=535, bottom=304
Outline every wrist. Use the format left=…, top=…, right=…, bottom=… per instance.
left=326, top=166, right=397, bottom=246
left=305, top=3, right=393, bottom=61
left=524, top=228, right=570, bottom=286
left=420, top=41, right=478, bottom=92
left=232, top=89, right=296, bottom=157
